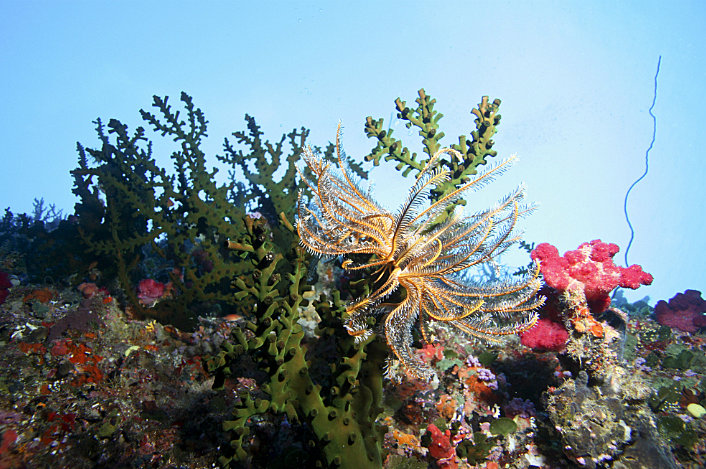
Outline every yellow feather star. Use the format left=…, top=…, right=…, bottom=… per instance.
left=297, top=124, right=544, bottom=379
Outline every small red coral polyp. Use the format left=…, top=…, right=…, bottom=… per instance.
left=531, top=239, right=653, bottom=314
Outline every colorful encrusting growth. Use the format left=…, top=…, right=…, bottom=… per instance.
left=297, top=124, right=543, bottom=380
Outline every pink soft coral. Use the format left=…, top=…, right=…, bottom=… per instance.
left=655, top=289, right=706, bottom=333
left=531, top=239, right=653, bottom=314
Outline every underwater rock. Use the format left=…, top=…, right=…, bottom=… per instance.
left=545, top=370, right=678, bottom=468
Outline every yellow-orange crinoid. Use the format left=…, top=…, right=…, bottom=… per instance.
left=296, top=124, right=544, bottom=379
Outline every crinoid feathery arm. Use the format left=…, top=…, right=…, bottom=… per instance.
left=296, top=125, right=543, bottom=380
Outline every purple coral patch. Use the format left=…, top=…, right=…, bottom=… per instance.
left=655, top=289, right=706, bottom=333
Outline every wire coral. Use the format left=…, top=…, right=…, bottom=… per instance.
left=297, top=124, right=543, bottom=380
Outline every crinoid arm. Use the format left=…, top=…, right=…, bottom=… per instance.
left=382, top=286, right=437, bottom=380
left=296, top=131, right=393, bottom=261
left=427, top=263, right=544, bottom=341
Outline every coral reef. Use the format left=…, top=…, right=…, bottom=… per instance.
left=2, top=89, right=705, bottom=469
left=1, top=223, right=703, bottom=469
left=655, top=289, right=706, bottom=333
left=0, top=281, right=232, bottom=467
left=379, top=319, right=559, bottom=468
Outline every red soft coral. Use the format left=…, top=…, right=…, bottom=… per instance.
left=655, top=289, right=706, bottom=333
left=417, top=343, right=444, bottom=364
left=137, top=279, right=166, bottom=306
left=531, top=239, right=653, bottom=314
left=0, top=271, right=11, bottom=304
left=426, top=424, right=457, bottom=469
left=520, top=318, right=569, bottom=352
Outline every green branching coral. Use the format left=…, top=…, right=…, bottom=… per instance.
left=218, top=116, right=368, bottom=259
left=219, top=115, right=308, bottom=229
left=364, top=88, right=446, bottom=173
left=71, top=93, right=351, bottom=329
left=207, top=216, right=387, bottom=468
left=70, top=91, right=387, bottom=465
left=72, top=93, right=248, bottom=328
left=364, top=89, right=502, bottom=221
